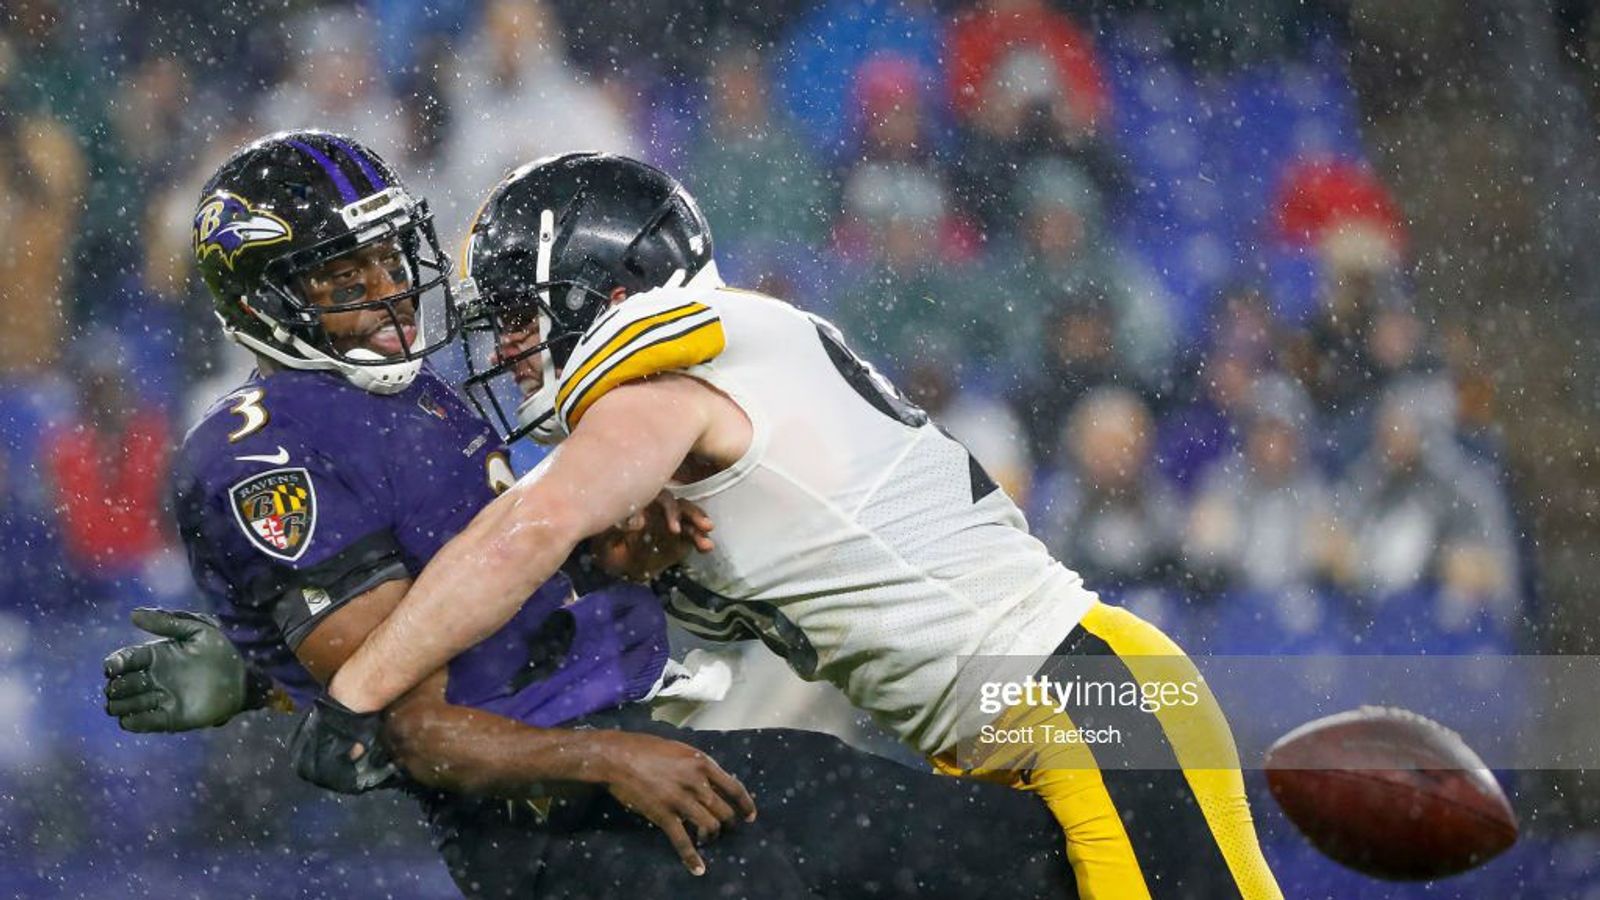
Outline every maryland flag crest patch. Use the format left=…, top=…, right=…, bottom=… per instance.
left=229, top=468, right=317, bottom=561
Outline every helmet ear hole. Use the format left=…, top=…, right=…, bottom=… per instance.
left=621, top=198, right=711, bottom=291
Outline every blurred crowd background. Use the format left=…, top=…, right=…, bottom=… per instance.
left=2, top=0, right=1600, bottom=896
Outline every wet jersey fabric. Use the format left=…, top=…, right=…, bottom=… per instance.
left=557, top=287, right=1279, bottom=899
left=169, top=355, right=1089, bottom=900
left=555, top=285, right=1095, bottom=756
left=171, top=365, right=668, bottom=724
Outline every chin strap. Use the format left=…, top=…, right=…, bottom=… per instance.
left=221, top=306, right=423, bottom=395
left=514, top=367, right=564, bottom=445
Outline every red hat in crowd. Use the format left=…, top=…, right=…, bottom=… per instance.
left=1273, top=156, right=1407, bottom=253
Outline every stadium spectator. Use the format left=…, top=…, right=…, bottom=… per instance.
left=945, top=0, right=1122, bottom=226
left=833, top=52, right=971, bottom=260
left=76, top=54, right=210, bottom=396
left=75, top=53, right=199, bottom=312
left=686, top=38, right=830, bottom=250
left=1154, top=340, right=1268, bottom=493
left=1281, top=221, right=1437, bottom=469
left=775, top=0, right=947, bottom=160
left=82, top=203, right=195, bottom=414
left=830, top=163, right=984, bottom=370
left=1033, top=386, right=1183, bottom=591
left=987, top=158, right=1174, bottom=381
left=107, top=54, right=193, bottom=184
left=0, top=37, right=85, bottom=375
left=440, top=0, right=638, bottom=236
left=946, top=0, right=1108, bottom=135
left=367, top=0, right=476, bottom=85
left=1182, top=376, right=1349, bottom=596
left=3, top=0, right=109, bottom=166
left=1175, top=284, right=1287, bottom=483
left=1437, top=319, right=1507, bottom=469
left=1010, top=287, right=1131, bottom=468
left=1273, top=156, right=1406, bottom=252
left=396, top=37, right=455, bottom=176
left=42, top=341, right=173, bottom=582
left=1338, top=380, right=1519, bottom=606
left=257, top=8, right=407, bottom=162
left=850, top=53, right=940, bottom=165
left=1206, top=282, right=1282, bottom=372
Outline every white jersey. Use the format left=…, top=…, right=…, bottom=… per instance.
left=554, top=285, right=1096, bottom=754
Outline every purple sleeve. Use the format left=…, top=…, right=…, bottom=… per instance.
left=177, top=420, right=410, bottom=661
left=444, top=578, right=670, bottom=727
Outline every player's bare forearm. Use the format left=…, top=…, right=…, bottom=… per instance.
left=325, top=483, right=574, bottom=712
left=327, top=378, right=710, bottom=713
left=299, top=579, right=615, bottom=796
left=385, top=667, right=757, bottom=877
left=383, top=671, right=605, bottom=797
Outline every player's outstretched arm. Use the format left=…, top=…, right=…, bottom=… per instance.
left=384, top=670, right=755, bottom=876
left=103, top=608, right=285, bottom=732
left=327, top=376, right=711, bottom=715
left=292, top=572, right=756, bottom=875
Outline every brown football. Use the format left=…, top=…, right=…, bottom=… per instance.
left=1264, top=706, right=1518, bottom=881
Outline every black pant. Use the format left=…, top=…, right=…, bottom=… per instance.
left=422, top=714, right=1075, bottom=899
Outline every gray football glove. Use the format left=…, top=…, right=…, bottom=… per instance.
left=103, top=607, right=266, bottom=732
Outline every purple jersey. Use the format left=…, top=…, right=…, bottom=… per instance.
left=171, top=366, right=668, bottom=726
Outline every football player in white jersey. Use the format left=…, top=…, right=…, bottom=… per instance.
left=310, top=154, right=1282, bottom=899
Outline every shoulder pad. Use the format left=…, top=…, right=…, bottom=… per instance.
left=555, top=288, right=725, bottom=430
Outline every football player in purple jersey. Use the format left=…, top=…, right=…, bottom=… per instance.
left=105, top=131, right=1073, bottom=899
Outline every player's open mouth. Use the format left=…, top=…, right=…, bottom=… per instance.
left=364, top=321, right=417, bottom=356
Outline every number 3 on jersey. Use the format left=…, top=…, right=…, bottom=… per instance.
left=227, top=388, right=270, bottom=442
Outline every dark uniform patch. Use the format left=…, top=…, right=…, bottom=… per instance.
left=229, top=467, right=317, bottom=561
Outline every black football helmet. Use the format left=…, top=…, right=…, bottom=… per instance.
left=194, top=130, right=456, bottom=393
left=458, top=152, right=716, bottom=442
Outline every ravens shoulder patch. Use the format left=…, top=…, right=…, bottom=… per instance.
left=229, top=467, right=317, bottom=561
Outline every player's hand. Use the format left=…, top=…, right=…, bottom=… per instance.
left=653, top=493, right=715, bottom=554
left=624, top=493, right=714, bottom=552
left=290, top=694, right=401, bottom=794
left=103, top=608, right=250, bottom=732
left=592, top=730, right=756, bottom=876
left=594, top=495, right=715, bottom=582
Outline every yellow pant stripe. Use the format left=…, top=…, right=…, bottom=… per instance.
left=938, top=701, right=1155, bottom=900
left=1078, top=603, right=1283, bottom=900
left=935, top=602, right=1282, bottom=900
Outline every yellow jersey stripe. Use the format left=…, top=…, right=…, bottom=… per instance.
left=555, top=301, right=709, bottom=410
left=564, top=319, right=727, bottom=427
